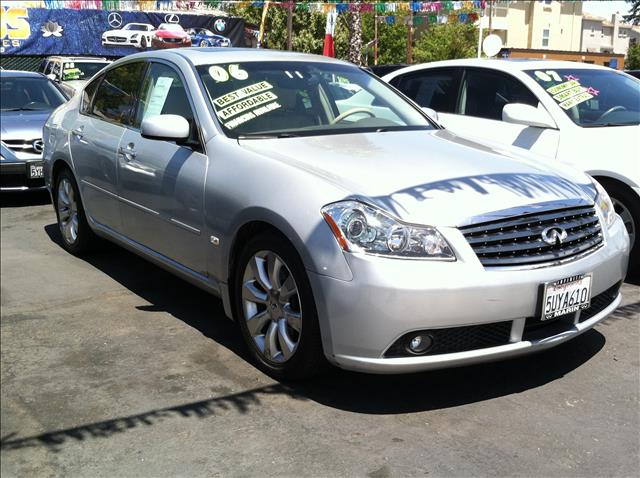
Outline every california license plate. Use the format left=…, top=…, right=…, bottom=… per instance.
left=542, top=274, right=592, bottom=321
left=29, top=163, right=44, bottom=179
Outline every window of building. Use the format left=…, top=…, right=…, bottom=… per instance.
left=542, top=29, right=550, bottom=47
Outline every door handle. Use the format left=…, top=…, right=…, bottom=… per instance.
left=118, top=145, right=137, bottom=161
left=71, top=127, right=84, bottom=138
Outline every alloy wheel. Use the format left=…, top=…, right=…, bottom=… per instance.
left=241, top=250, right=302, bottom=363
left=57, top=177, right=79, bottom=245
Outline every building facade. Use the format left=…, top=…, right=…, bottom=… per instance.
left=581, top=13, right=640, bottom=55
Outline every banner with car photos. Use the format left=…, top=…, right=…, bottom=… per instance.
left=0, top=6, right=244, bottom=56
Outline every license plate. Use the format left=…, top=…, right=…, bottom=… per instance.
left=29, top=163, right=44, bottom=179
left=541, top=274, right=592, bottom=321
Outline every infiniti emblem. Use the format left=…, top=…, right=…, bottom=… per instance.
left=541, top=226, right=568, bottom=246
left=33, top=139, right=44, bottom=153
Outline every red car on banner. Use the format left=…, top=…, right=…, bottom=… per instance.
left=151, top=23, right=192, bottom=49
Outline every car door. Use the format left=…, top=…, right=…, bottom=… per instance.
left=448, top=68, right=560, bottom=157
left=117, top=61, right=207, bottom=274
left=69, top=61, right=146, bottom=232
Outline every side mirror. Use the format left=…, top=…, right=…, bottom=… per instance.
left=421, top=107, right=439, bottom=122
left=502, top=103, right=557, bottom=129
left=141, top=114, right=190, bottom=141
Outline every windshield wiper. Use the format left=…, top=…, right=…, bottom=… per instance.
left=237, top=132, right=299, bottom=139
left=582, top=122, right=638, bottom=128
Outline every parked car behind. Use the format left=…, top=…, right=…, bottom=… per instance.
left=41, top=56, right=112, bottom=97
left=43, top=50, right=629, bottom=379
left=186, top=28, right=231, bottom=47
left=383, top=59, right=640, bottom=275
left=151, top=23, right=191, bottom=49
left=1, top=70, right=66, bottom=191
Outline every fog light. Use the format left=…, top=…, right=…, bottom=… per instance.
left=407, top=334, right=433, bottom=354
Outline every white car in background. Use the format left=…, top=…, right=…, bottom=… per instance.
left=383, top=59, right=640, bottom=275
left=101, top=23, right=155, bottom=49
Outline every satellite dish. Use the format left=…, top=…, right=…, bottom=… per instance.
left=482, top=34, right=503, bottom=58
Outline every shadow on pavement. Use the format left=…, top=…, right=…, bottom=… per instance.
left=14, top=222, right=613, bottom=453
left=0, top=190, right=50, bottom=208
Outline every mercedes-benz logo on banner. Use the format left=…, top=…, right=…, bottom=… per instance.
left=164, top=13, right=180, bottom=24
left=108, top=12, right=123, bottom=28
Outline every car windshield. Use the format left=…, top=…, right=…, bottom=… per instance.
left=62, top=62, right=110, bottom=81
left=160, top=24, right=182, bottom=32
left=124, top=24, right=148, bottom=31
left=197, top=61, right=433, bottom=138
left=525, top=68, right=640, bottom=127
left=0, top=76, right=66, bottom=111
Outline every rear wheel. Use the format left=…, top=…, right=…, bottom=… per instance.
left=199, top=39, right=209, bottom=47
left=54, top=168, right=97, bottom=255
left=233, top=232, right=327, bottom=380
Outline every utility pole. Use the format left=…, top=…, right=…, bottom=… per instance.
left=286, top=2, right=293, bottom=50
left=374, top=15, right=378, bottom=65
left=489, top=0, right=493, bottom=35
left=406, top=9, right=414, bottom=64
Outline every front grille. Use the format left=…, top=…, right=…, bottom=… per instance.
left=3, top=138, right=43, bottom=155
left=106, top=36, right=127, bottom=42
left=460, top=205, right=602, bottom=267
left=384, top=321, right=512, bottom=358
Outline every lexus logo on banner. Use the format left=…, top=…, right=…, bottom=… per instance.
left=164, top=14, right=180, bottom=24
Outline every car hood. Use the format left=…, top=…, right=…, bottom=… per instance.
left=61, top=79, right=87, bottom=91
left=239, top=129, right=595, bottom=227
left=0, top=110, right=51, bottom=140
left=156, top=30, right=188, bottom=38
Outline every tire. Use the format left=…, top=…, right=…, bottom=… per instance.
left=199, top=40, right=209, bottom=47
left=233, top=231, right=328, bottom=380
left=53, top=168, right=97, bottom=256
left=141, top=37, right=147, bottom=49
left=601, top=180, right=640, bottom=277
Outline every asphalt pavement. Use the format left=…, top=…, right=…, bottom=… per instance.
left=1, top=191, right=639, bottom=477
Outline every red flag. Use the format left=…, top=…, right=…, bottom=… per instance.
left=323, top=12, right=337, bottom=57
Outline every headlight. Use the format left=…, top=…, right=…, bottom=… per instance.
left=593, top=179, right=615, bottom=228
left=321, top=200, right=455, bottom=260
left=131, top=34, right=139, bottom=39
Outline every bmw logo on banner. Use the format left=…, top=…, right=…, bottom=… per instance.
left=214, top=18, right=227, bottom=32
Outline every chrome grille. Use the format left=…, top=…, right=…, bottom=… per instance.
left=460, top=205, right=603, bottom=267
left=106, top=36, right=127, bottom=42
left=3, top=138, right=43, bottom=155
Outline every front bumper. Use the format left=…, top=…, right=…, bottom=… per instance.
left=309, top=216, right=629, bottom=373
left=1, top=160, right=46, bottom=191
left=151, top=39, right=191, bottom=49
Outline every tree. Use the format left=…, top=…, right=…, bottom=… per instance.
left=413, top=22, right=478, bottom=63
left=626, top=43, right=640, bottom=69
left=623, top=0, right=640, bottom=25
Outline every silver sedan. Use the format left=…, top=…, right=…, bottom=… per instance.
left=43, top=49, right=629, bottom=379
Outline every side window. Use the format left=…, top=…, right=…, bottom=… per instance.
left=391, top=69, right=460, bottom=113
left=81, top=76, right=101, bottom=114
left=134, top=62, right=200, bottom=147
left=92, top=62, right=146, bottom=126
left=459, top=69, right=538, bottom=121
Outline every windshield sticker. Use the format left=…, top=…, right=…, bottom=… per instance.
left=223, top=101, right=281, bottom=130
left=552, top=85, right=586, bottom=102
left=558, top=91, right=593, bottom=110
left=546, top=80, right=580, bottom=95
left=213, top=81, right=273, bottom=108
left=209, top=66, right=230, bottom=83
left=144, top=76, right=174, bottom=118
left=587, top=86, right=600, bottom=96
left=229, top=64, right=249, bottom=80
left=62, top=68, right=81, bottom=81
left=534, top=71, right=552, bottom=82
left=216, top=91, right=279, bottom=120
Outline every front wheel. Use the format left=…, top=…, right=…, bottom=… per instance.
left=233, top=232, right=327, bottom=380
left=54, top=168, right=97, bottom=255
left=607, top=185, right=640, bottom=277
left=199, top=40, right=209, bottom=47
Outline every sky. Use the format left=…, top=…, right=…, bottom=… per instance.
left=581, top=0, right=631, bottom=18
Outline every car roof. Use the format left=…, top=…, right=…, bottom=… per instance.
left=118, top=48, right=352, bottom=67
left=0, top=70, right=47, bottom=78
left=383, top=58, right=617, bottom=78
